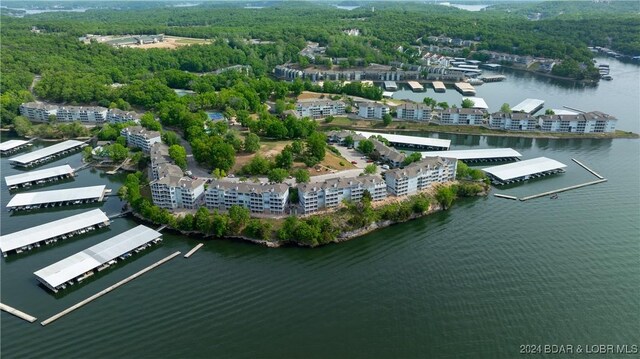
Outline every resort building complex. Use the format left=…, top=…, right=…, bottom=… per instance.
left=396, top=103, right=432, bottom=121
left=120, top=126, right=162, bottom=153
left=297, top=176, right=387, bottom=214
left=358, top=102, right=390, bottom=119
left=20, top=102, right=141, bottom=124
left=205, top=182, right=289, bottom=214
left=384, top=157, right=457, bottom=197
left=489, top=112, right=538, bottom=131
left=149, top=143, right=205, bottom=210
left=539, top=111, right=617, bottom=133
left=295, top=100, right=345, bottom=119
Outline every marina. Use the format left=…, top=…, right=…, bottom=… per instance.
left=407, top=81, right=424, bottom=92
left=6, top=185, right=108, bottom=211
left=184, top=243, right=204, bottom=258
left=0, top=139, right=33, bottom=155
left=454, top=82, right=476, bottom=95
left=0, top=209, right=110, bottom=257
left=422, top=148, right=522, bottom=163
left=34, top=225, right=164, bottom=293
left=8, top=140, right=86, bottom=167
left=40, top=251, right=181, bottom=326
left=4, top=164, right=75, bottom=190
left=482, top=157, right=567, bottom=185
left=0, top=302, right=37, bottom=323
left=511, top=98, right=545, bottom=115
left=355, top=131, right=451, bottom=150
left=431, top=81, right=446, bottom=92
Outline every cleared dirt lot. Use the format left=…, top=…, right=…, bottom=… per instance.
left=125, top=36, right=212, bottom=50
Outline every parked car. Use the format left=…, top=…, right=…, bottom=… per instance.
left=351, top=161, right=357, bottom=165
left=382, top=164, right=390, bottom=170
left=366, top=160, right=373, bottom=163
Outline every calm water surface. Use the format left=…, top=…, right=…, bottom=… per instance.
left=1, top=58, right=639, bottom=358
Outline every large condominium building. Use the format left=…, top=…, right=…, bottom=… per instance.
left=56, top=106, right=108, bottom=123
left=150, top=143, right=172, bottom=180
left=396, top=103, right=432, bottom=121
left=205, top=182, right=289, bottom=214
left=297, top=176, right=387, bottom=214
left=19, top=102, right=58, bottom=122
left=106, top=109, right=141, bottom=124
left=371, top=139, right=406, bottom=168
left=538, top=111, right=617, bottom=133
left=150, top=163, right=206, bottom=210
left=436, top=108, right=485, bottom=126
left=489, top=112, right=538, bottom=131
left=384, top=157, right=457, bottom=197
left=295, top=100, right=346, bottom=119
left=358, top=102, right=390, bottom=119
left=121, top=126, right=162, bottom=153
left=326, top=130, right=366, bottom=147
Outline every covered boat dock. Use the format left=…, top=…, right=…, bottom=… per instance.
left=482, top=157, right=567, bottom=185
left=454, top=82, right=476, bottom=95
left=8, top=140, right=86, bottom=167
left=432, top=81, right=446, bottom=92
left=5, top=164, right=75, bottom=190
left=511, top=98, right=545, bottom=115
left=6, top=185, right=108, bottom=211
left=422, top=148, right=522, bottom=163
left=356, top=131, right=451, bottom=151
left=462, top=97, right=489, bottom=110
left=0, top=139, right=33, bottom=155
left=383, top=81, right=398, bottom=91
left=407, top=81, right=424, bottom=92
left=34, top=225, right=163, bottom=293
left=0, top=209, right=110, bottom=257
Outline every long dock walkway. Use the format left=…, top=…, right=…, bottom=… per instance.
left=184, top=243, right=204, bottom=258
left=572, top=158, right=604, bottom=179
left=0, top=302, right=37, bottom=323
left=493, top=194, right=518, bottom=200
left=519, top=179, right=607, bottom=201
left=41, top=251, right=181, bottom=326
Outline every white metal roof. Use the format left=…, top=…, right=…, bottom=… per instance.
left=0, top=140, right=29, bottom=152
left=356, top=131, right=451, bottom=149
left=382, top=91, right=394, bottom=98
left=422, top=148, right=522, bottom=160
left=5, top=165, right=74, bottom=187
left=34, top=225, right=162, bottom=289
left=0, top=209, right=109, bottom=254
left=483, top=157, right=567, bottom=181
left=511, top=98, right=544, bottom=113
left=6, top=185, right=106, bottom=208
left=550, top=109, right=579, bottom=115
left=9, top=140, right=85, bottom=165
left=463, top=97, right=489, bottom=110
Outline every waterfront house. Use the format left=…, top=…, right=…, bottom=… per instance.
left=384, top=157, right=457, bottom=197
left=297, top=175, right=387, bottom=214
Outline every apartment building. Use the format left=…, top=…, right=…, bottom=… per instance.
left=489, top=112, right=538, bottom=131
left=205, top=181, right=289, bottom=214
left=120, top=126, right=161, bottom=153
left=371, top=139, right=406, bottom=168
left=295, top=100, right=346, bottom=119
left=150, top=143, right=172, bottom=180
left=384, top=157, right=457, bottom=197
left=20, top=102, right=141, bottom=124
left=297, top=175, right=387, bottom=214
left=436, top=108, right=485, bottom=126
left=19, top=102, right=59, bottom=122
left=538, top=111, right=617, bottom=133
left=358, top=102, right=390, bottom=119
left=396, top=103, right=432, bottom=121
left=106, top=109, right=141, bottom=124
left=56, top=106, right=108, bottom=123
left=326, top=130, right=366, bottom=147
left=150, top=163, right=206, bottom=210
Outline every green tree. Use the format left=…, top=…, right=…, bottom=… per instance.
left=461, top=98, right=475, bottom=109
left=275, top=147, right=294, bottom=169
left=162, top=131, right=181, bottom=146
left=357, top=139, right=374, bottom=155
left=382, top=113, right=393, bottom=126
left=423, top=97, right=437, bottom=108
left=243, top=133, right=260, bottom=153
left=274, top=99, right=286, bottom=114
left=168, top=145, right=188, bottom=170
left=364, top=163, right=377, bottom=174
left=268, top=168, right=289, bottom=183
left=402, top=152, right=422, bottom=166
left=108, top=143, right=129, bottom=162
left=82, top=146, right=94, bottom=161
left=500, top=103, right=512, bottom=113
left=211, top=211, right=229, bottom=237
left=344, top=135, right=354, bottom=148
left=305, top=132, right=326, bottom=161
left=242, top=155, right=272, bottom=175
left=212, top=168, right=226, bottom=179
left=228, top=205, right=250, bottom=234
left=12, top=116, right=33, bottom=137
left=245, top=219, right=272, bottom=240
left=437, top=102, right=449, bottom=110
left=140, top=113, right=161, bottom=131
left=545, top=109, right=555, bottom=115
left=435, top=186, right=457, bottom=210
left=294, top=169, right=310, bottom=183
left=194, top=207, right=211, bottom=233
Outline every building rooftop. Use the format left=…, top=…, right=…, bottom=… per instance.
left=397, top=102, right=432, bottom=111
left=490, top=112, right=536, bottom=120
left=123, top=126, right=161, bottom=140
left=511, top=98, right=545, bottom=114
left=482, top=157, right=567, bottom=181
left=0, top=209, right=109, bottom=255
left=6, top=185, right=106, bottom=208
left=358, top=102, right=389, bottom=109
left=9, top=140, right=86, bottom=166
left=462, top=97, right=489, bottom=110
left=298, top=175, right=384, bottom=193
left=540, top=111, right=617, bottom=122
left=422, top=148, right=522, bottom=161
left=385, top=157, right=452, bottom=179
left=438, top=108, right=485, bottom=116
left=5, top=164, right=74, bottom=187
left=356, top=131, right=451, bottom=150
left=20, top=102, right=57, bottom=110
left=34, top=225, right=161, bottom=290
left=296, top=100, right=345, bottom=107
left=208, top=181, right=289, bottom=195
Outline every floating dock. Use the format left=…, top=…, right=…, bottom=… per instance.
left=356, top=131, right=450, bottom=150
left=0, top=209, right=110, bottom=257
left=40, top=251, right=181, bottom=326
left=483, top=157, right=567, bottom=185
left=493, top=194, right=518, bottom=200
left=184, top=243, right=204, bottom=258
left=0, top=302, right=37, bottom=323
left=432, top=81, right=446, bottom=92
left=422, top=148, right=522, bottom=163
left=0, top=139, right=33, bottom=155
left=5, top=164, right=75, bottom=190
left=454, top=82, right=476, bottom=95
left=479, top=75, right=506, bottom=82
left=480, top=63, right=502, bottom=70
left=34, top=225, right=163, bottom=293
left=462, top=97, right=489, bottom=110
left=6, top=185, right=107, bottom=211
left=383, top=81, right=398, bottom=91
left=407, top=81, right=424, bottom=92
left=511, top=98, right=545, bottom=115
left=572, top=158, right=604, bottom=179
left=8, top=140, right=86, bottom=167
left=382, top=91, right=394, bottom=98
left=519, top=179, right=607, bottom=201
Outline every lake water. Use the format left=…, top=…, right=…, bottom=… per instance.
left=390, top=57, right=640, bottom=133
left=1, top=55, right=639, bottom=357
